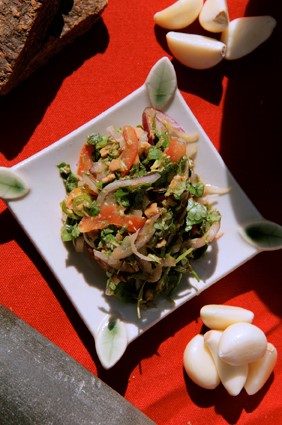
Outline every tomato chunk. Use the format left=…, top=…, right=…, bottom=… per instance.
left=77, top=144, right=94, bottom=176
left=120, top=126, right=139, bottom=176
left=164, top=137, right=187, bottom=163
left=78, top=204, right=146, bottom=233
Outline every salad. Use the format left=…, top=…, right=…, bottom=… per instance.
left=58, top=107, right=223, bottom=317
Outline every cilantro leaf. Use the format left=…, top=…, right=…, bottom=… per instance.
left=185, top=198, right=207, bottom=231
left=57, top=162, right=78, bottom=193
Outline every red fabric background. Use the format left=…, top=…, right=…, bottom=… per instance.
left=1, top=1, right=281, bottom=424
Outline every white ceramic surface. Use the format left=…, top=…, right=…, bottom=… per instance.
left=6, top=83, right=261, bottom=366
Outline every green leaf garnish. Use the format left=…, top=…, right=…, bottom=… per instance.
left=145, top=57, right=177, bottom=110
left=95, top=316, right=128, bottom=369
left=0, top=167, right=29, bottom=200
left=240, top=220, right=282, bottom=251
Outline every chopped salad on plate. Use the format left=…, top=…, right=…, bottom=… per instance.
left=58, top=107, right=223, bottom=317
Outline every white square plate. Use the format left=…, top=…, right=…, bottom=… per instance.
left=7, top=83, right=261, bottom=367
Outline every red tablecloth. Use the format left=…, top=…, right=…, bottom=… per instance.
left=1, top=1, right=281, bottom=424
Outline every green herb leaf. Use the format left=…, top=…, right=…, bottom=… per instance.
left=87, top=133, right=110, bottom=161
left=115, top=187, right=131, bottom=207
left=84, top=199, right=100, bottom=216
left=57, top=162, right=78, bottom=193
left=185, top=198, right=207, bottom=231
left=61, top=218, right=81, bottom=241
left=147, top=146, right=164, bottom=161
left=188, top=182, right=205, bottom=198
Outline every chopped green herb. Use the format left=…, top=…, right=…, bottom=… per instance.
left=57, top=162, right=78, bottom=193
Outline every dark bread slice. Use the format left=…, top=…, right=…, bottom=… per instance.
left=26, top=0, right=108, bottom=76
left=0, top=0, right=108, bottom=96
left=0, top=0, right=62, bottom=95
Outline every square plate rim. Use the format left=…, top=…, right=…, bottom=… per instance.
left=5, top=83, right=261, bottom=353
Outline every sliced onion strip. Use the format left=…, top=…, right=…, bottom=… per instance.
left=130, top=230, right=162, bottom=262
left=204, top=184, right=231, bottom=195
left=81, top=172, right=99, bottom=194
left=111, top=213, right=160, bottom=261
left=96, top=173, right=160, bottom=206
left=189, top=221, right=221, bottom=249
left=156, top=112, right=199, bottom=143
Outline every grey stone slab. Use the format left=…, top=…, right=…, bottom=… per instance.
left=0, top=305, right=156, bottom=425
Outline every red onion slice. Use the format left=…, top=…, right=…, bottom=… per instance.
left=96, top=173, right=160, bottom=206
left=111, top=213, right=160, bottom=261
left=81, top=172, right=99, bottom=194
left=188, top=221, right=221, bottom=249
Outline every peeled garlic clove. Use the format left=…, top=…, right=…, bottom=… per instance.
left=166, top=32, right=226, bottom=69
left=245, top=342, right=278, bottom=395
left=199, top=0, right=229, bottom=33
left=204, top=330, right=248, bottom=396
left=154, top=0, right=203, bottom=30
left=221, top=16, right=277, bottom=60
left=183, top=334, right=220, bottom=389
left=200, top=304, right=254, bottom=330
left=218, top=322, right=267, bottom=366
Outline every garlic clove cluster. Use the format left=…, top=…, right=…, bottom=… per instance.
left=154, top=1, right=277, bottom=69
left=183, top=304, right=277, bottom=396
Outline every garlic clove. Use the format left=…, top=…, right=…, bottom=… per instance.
left=218, top=322, right=267, bottom=366
left=199, top=0, right=229, bottom=33
left=221, top=16, right=277, bottom=60
left=166, top=32, right=226, bottom=69
left=204, top=330, right=248, bottom=396
left=200, top=304, right=254, bottom=330
left=183, top=334, right=220, bottom=389
left=245, top=342, right=278, bottom=395
left=154, top=0, right=203, bottom=30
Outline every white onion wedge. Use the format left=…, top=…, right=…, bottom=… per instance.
left=244, top=342, right=278, bottom=395
left=154, top=0, right=203, bottom=30
left=166, top=32, right=226, bottom=69
left=221, top=16, right=277, bottom=60
left=199, top=0, right=229, bottom=33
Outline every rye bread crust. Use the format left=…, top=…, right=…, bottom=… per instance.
left=0, top=0, right=62, bottom=94
left=0, top=0, right=108, bottom=95
left=26, top=0, right=108, bottom=77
